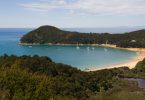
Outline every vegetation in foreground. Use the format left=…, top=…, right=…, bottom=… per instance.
left=21, top=25, right=145, bottom=48
left=0, top=55, right=145, bottom=100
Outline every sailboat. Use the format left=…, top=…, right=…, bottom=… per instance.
left=106, top=40, right=108, bottom=46
left=92, top=40, right=96, bottom=50
left=92, top=47, right=95, bottom=50
left=76, top=42, right=80, bottom=50
left=29, top=46, right=32, bottom=48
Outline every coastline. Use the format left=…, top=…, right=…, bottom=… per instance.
left=86, top=52, right=145, bottom=71
left=20, top=43, right=145, bottom=71
left=86, top=44, right=145, bottom=71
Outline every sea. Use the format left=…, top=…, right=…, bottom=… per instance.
left=0, top=28, right=138, bottom=70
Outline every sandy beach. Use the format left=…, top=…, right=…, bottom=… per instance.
left=87, top=45, right=145, bottom=71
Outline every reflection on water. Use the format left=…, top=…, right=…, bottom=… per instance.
left=76, top=46, right=80, bottom=50
left=104, top=48, right=108, bottom=52
left=92, top=47, right=95, bottom=50
left=87, top=47, right=90, bottom=51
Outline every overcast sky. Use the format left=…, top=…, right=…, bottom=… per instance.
left=0, top=0, right=145, bottom=28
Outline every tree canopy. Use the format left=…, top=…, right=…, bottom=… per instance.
left=0, top=55, right=145, bottom=99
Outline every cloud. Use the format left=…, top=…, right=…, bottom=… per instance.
left=20, top=0, right=145, bottom=15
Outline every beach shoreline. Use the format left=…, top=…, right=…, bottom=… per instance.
left=20, top=43, right=145, bottom=71
left=86, top=50, right=145, bottom=72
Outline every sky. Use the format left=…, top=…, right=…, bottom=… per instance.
left=0, top=0, right=145, bottom=28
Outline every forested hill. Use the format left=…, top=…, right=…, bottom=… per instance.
left=1, top=55, right=145, bottom=99
left=20, top=25, right=145, bottom=48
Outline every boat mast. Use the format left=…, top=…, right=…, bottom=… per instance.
left=106, top=40, right=108, bottom=46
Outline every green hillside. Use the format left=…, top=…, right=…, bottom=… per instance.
left=0, top=55, right=145, bottom=100
left=20, top=25, right=145, bottom=48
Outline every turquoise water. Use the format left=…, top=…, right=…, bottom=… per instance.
left=0, top=28, right=137, bottom=69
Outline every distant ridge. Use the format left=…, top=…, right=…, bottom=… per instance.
left=63, top=26, right=145, bottom=33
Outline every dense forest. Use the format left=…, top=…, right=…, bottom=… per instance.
left=20, top=25, right=145, bottom=48
left=0, top=55, right=145, bottom=100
